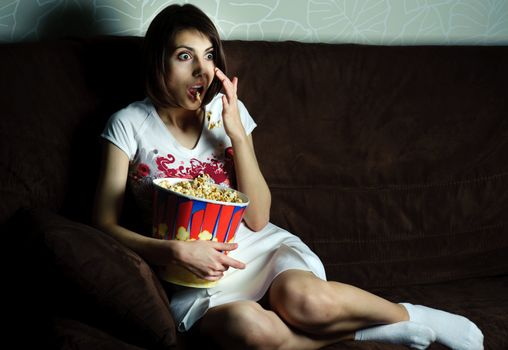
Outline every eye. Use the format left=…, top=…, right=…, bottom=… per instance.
left=205, top=52, right=214, bottom=61
left=177, top=52, right=192, bottom=61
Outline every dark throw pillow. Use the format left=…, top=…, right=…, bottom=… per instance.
left=8, top=209, right=176, bottom=349
left=54, top=317, right=146, bottom=350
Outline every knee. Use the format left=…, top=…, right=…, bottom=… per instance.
left=271, top=276, right=341, bottom=328
left=210, top=301, right=285, bottom=350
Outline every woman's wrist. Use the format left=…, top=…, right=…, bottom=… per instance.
left=137, top=236, right=181, bottom=266
left=229, top=129, right=248, bottom=145
left=168, top=239, right=185, bottom=265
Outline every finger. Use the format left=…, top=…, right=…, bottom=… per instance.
left=222, top=94, right=229, bottom=110
left=217, top=265, right=228, bottom=272
left=214, top=67, right=229, bottom=83
left=204, top=273, right=223, bottom=281
left=191, top=267, right=223, bottom=280
left=208, top=268, right=225, bottom=276
left=215, top=68, right=236, bottom=99
left=211, top=262, right=228, bottom=272
left=220, top=255, right=246, bottom=270
left=213, top=242, right=238, bottom=251
left=232, top=76, right=238, bottom=91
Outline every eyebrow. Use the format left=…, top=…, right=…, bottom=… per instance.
left=175, top=45, right=214, bottom=52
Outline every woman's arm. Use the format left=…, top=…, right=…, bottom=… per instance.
left=215, top=68, right=271, bottom=231
left=231, top=134, right=271, bottom=231
left=92, top=141, right=245, bottom=280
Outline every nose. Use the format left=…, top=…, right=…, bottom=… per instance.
left=193, top=57, right=204, bottom=77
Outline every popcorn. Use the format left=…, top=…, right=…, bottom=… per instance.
left=207, top=111, right=222, bottom=130
left=158, top=173, right=244, bottom=203
left=152, top=174, right=249, bottom=288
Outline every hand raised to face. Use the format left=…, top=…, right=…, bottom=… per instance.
left=214, top=68, right=246, bottom=142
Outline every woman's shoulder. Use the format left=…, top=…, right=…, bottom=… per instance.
left=109, top=99, right=154, bottom=126
left=114, top=98, right=153, bottom=118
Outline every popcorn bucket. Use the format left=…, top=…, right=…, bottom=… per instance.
left=152, top=177, right=249, bottom=288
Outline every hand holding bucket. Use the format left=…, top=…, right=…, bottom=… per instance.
left=152, top=177, right=249, bottom=288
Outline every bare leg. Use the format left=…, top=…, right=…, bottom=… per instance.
left=199, top=272, right=436, bottom=350
left=268, top=270, right=409, bottom=335
left=199, top=300, right=350, bottom=350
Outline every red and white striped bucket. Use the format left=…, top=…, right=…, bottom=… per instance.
left=152, top=178, right=249, bottom=288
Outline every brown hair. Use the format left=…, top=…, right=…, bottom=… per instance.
left=143, top=4, right=226, bottom=109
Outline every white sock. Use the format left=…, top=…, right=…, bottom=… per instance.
left=401, top=303, right=484, bottom=350
left=354, top=321, right=436, bottom=349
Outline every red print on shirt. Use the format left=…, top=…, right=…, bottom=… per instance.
left=155, top=148, right=235, bottom=187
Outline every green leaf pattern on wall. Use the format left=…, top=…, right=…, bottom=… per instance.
left=1, top=0, right=507, bottom=44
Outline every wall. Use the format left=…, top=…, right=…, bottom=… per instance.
left=1, top=0, right=507, bottom=44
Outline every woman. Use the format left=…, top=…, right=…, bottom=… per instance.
left=93, top=4, right=483, bottom=350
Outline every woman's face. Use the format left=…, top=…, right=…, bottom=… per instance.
left=166, top=29, right=215, bottom=110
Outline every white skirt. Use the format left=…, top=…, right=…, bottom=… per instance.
left=169, top=222, right=327, bottom=332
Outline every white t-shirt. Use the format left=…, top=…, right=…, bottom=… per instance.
left=101, top=94, right=326, bottom=332
left=101, top=94, right=257, bottom=224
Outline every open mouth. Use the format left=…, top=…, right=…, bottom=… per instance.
left=189, top=85, right=204, bottom=102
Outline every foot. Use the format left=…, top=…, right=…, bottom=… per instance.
left=355, top=321, right=436, bottom=349
left=401, top=303, right=484, bottom=350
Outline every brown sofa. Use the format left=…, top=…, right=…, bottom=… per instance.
left=1, top=36, right=507, bottom=350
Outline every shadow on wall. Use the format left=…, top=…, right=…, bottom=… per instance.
left=17, top=2, right=110, bottom=42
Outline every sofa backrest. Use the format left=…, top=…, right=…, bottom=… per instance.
left=0, top=36, right=144, bottom=224
left=224, top=41, right=508, bottom=287
left=1, top=37, right=507, bottom=288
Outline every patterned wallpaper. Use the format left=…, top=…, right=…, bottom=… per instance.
left=1, top=0, right=507, bottom=44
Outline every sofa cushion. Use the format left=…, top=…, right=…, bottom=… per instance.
left=7, top=209, right=176, bottom=349
left=54, top=317, right=146, bottom=350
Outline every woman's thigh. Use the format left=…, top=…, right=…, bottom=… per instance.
left=267, top=270, right=340, bottom=330
left=267, top=269, right=406, bottom=334
left=199, top=300, right=339, bottom=350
